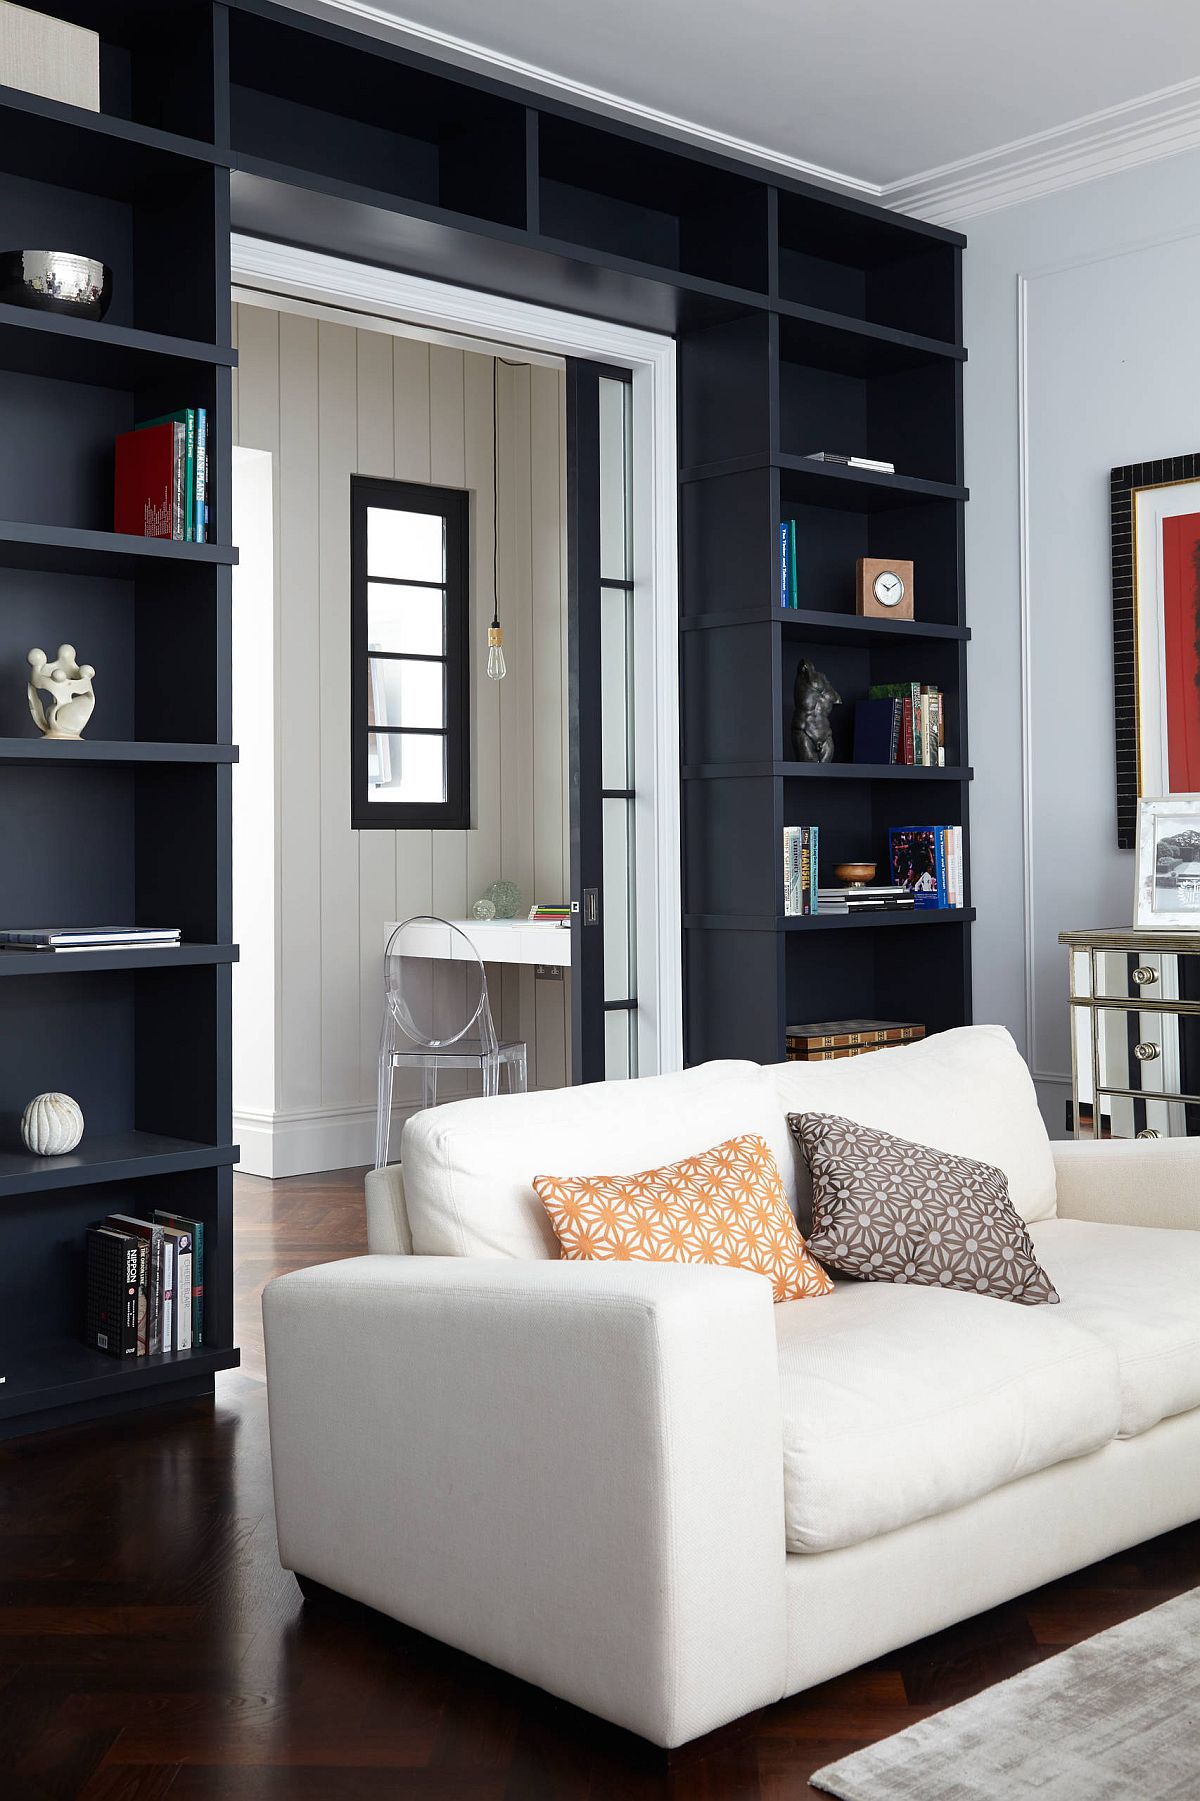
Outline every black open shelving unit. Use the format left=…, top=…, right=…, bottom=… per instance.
left=0, top=0, right=238, bottom=1439
left=1, top=0, right=968, bottom=1434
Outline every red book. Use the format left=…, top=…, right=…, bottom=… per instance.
left=901, top=697, right=914, bottom=765
left=114, top=420, right=184, bottom=538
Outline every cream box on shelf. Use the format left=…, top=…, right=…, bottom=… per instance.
left=0, top=1, right=99, bottom=111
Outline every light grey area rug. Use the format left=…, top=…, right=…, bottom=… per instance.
left=810, top=1585, right=1200, bottom=1800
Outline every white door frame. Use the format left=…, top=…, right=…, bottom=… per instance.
left=230, top=233, right=683, bottom=1076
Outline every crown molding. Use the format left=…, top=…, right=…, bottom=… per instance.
left=886, top=77, right=1200, bottom=224
left=289, top=3, right=1200, bottom=226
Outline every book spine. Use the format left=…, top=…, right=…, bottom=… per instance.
left=901, top=699, right=914, bottom=765
left=195, top=408, right=207, bottom=543
left=135, top=1239, right=149, bottom=1355
left=910, top=683, right=922, bottom=765
left=183, top=408, right=195, bottom=542
left=936, top=831, right=949, bottom=908
left=889, top=699, right=901, bottom=764
left=809, top=824, right=819, bottom=914
left=171, top=421, right=186, bottom=540
left=779, top=522, right=789, bottom=609
left=192, top=1220, right=204, bottom=1344
left=161, top=1237, right=175, bottom=1356
left=175, top=1237, right=193, bottom=1351
left=787, top=519, right=797, bottom=606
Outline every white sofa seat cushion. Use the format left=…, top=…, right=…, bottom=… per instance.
left=401, top=1059, right=778, bottom=1259
left=761, top=1024, right=1058, bottom=1227
left=1030, top=1218, right=1200, bottom=1438
left=776, top=1280, right=1120, bottom=1553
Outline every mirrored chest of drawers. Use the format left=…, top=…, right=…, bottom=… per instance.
left=1060, top=928, right=1200, bottom=1139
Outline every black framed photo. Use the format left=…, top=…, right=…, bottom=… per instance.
left=1110, top=452, right=1200, bottom=849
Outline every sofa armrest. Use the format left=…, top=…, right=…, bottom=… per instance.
left=263, top=1255, right=787, bottom=1747
left=1053, top=1138, right=1200, bottom=1230
left=363, top=1163, right=412, bottom=1254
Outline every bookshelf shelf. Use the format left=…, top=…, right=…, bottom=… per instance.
left=0, top=1340, right=240, bottom=1420
left=771, top=297, right=964, bottom=375
left=678, top=454, right=968, bottom=510
left=0, top=1134, right=237, bottom=1199
left=683, top=762, right=972, bottom=782
left=0, top=522, right=237, bottom=577
left=0, top=943, right=238, bottom=977
left=0, top=739, right=238, bottom=766
left=0, top=80, right=231, bottom=195
left=0, top=305, right=236, bottom=389
left=684, top=909, right=976, bottom=933
left=680, top=608, right=971, bottom=645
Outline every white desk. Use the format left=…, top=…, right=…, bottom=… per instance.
left=383, top=918, right=572, bottom=969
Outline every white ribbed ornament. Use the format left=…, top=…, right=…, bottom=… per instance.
left=21, top=1091, right=84, bottom=1156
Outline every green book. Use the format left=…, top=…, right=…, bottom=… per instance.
left=138, top=410, right=195, bottom=543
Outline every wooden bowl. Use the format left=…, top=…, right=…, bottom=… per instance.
left=833, top=861, right=877, bottom=885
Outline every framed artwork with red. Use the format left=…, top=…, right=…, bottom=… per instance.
left=1110, top=453, right=1200, bottom=848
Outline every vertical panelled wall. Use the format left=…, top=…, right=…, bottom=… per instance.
left=232, top=301, right=569, bottom=1176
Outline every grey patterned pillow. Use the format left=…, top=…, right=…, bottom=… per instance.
left=787, top=1112, right=1059, bottom=1306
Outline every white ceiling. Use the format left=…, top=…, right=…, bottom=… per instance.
left=293, top=0, right=1200, bottom=216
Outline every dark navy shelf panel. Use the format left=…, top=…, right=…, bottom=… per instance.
left=0, top=304, right=236, bottom=388
left=0, top=522, right=237, bottom=576
left=0, top=739, right=238, bottom=766
left=0, top=1134, right=238, bottom=1198
left=0, top=943, right=238, bottom=977
left=0, top=1340, right=240, bottom=1417
left=683, top=762, right=973, bottom=782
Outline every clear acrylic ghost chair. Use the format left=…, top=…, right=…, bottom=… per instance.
left=375, top=915, right=529, bottom=1168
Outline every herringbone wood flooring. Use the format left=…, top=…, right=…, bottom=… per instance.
left=2, top=1164, right=1198, bottom=1798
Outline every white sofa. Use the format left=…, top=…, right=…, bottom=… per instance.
left=262, top=1026, right=1200, bottom=1748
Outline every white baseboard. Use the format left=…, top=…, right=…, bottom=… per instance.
left=233, top=1101, right=419, bottom=1179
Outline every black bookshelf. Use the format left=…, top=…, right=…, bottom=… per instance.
left=0, top=0, right=969, bottom=1434
left=0, top=0, right=237, bottom=1438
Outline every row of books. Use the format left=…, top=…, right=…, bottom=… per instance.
left=85, top=1209, right=206, bottom=1360
left=528, top=903, right=571, bottom=924
left=785, top=1018, right=925, bottom=1063
left=853, top=685, right=947, bottom=766
left=115, top=408, right=209, bottom=542
left=782, top=825, right=966, bottom=914
left=0, top=925, right=180, bottom=955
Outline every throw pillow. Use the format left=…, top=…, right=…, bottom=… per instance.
left=788, top=1111, right=1060, bottom=1305
left=533, top=1133, right=834, bottom=1303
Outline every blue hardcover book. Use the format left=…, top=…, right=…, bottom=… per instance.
left=194, top=408, right=207, bottom=542
left=853, top=698, right=900, bottom=764
left=780, top=521, right=790, bottom=608
left=787, top=519, right=798, bottom=606
left=809, top=823, right=819, bottom=913
left=889, top=826, right=945, bottom=908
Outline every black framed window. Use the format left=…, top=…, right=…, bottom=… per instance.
left=350, top=475, right=470, bottom=830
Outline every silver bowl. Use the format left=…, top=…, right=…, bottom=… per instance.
left=0, top=251, right=112, bottom=321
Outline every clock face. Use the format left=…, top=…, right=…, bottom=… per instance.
left=873, top=570, right=906, bottom=608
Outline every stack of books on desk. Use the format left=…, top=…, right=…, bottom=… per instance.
left=815, top=885, right=915, bottom=914
left=0, top=926, right=181, bottom=953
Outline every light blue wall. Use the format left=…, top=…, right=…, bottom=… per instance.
left=963, top=151, right=1200, bottom=1131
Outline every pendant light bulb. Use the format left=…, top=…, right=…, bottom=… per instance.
left=487, top=622, right=506, bottom=682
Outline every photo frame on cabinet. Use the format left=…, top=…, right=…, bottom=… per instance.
left=1111, top=453, right=1200, bottom=848
left=1133, top=794, right=1200, bottom=929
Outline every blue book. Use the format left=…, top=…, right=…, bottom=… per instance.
left=889, top=826, right=947, bottom=908
left=780, top=521, right=790, bottom=608
left=853, top=698, right=900, bottom=764
left=787, top=519, right=797, bottom=606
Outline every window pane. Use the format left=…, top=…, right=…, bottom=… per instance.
left=368, top=582, right=445, bottom=656
left=601, top=583, right=632, bottom=790
left=603, top=795, right=636, bottom=1004
left=605, top=1008, right=637, bottom=1082
left=368, top=507, right=445, bottom=583
left=367, top=731, right=446, bottom=804
left=599, top=377, right=631, bottom=582
left=368, top=657, right=445, bottom=731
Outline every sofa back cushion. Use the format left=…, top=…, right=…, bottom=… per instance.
left=401, top=1059, right=775, bottom=1259
left=759, top=1025, right=1057, bottom=1227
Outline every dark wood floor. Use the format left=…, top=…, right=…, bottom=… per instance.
left=3, top=1166, right=1199, bottom=1799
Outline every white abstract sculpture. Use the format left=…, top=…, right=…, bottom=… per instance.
left=27, top=644, right=95, bottom=740
left=21, top=1092, right=84, bottom=1156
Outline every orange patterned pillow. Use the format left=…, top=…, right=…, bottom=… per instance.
left=533, top=1133, right=833, bottom=1303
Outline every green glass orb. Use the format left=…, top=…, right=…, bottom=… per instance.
left=485, top=880, right=523, bottom=919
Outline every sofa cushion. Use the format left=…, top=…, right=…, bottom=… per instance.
left=533, top=1134, right=834, bottom=1302
left=790, top=1112, right=1061, bottom=1304
left=760, top=1025, right=1057, bottom=1228
left=776, top=1279, right=1120, bottom=1553
left=1030, top=1218, right=1200, bottom=1438
left=401, top=1060, right=775, bottom=1259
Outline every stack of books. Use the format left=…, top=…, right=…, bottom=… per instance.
left=114, top=408, right=209, bottom=542
left=889, top=826, right=965, bottom=908
left=528, top=903, right=571, bottom=925
left=0, top=926, right=181, bottom=954
left=782, top=824, right=819, bottom=915
left=799, top=452, right=896, bottom=474
left=785, top=1019, right=925, bottom=1063
left=816, top=884, right=914, bottom=915
left=85, top=1209, right=205, bottom=1360
left=854, top=685, right=946, bottom=766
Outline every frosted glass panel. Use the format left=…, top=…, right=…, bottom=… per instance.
left=367, top=731, right=446, bottom=803
left=605, top=1008, right=635, bottom=1081
left=601, top=585, right=631, bottom=790
left=599, top=377, right=630, bottom=582
left=368, top=507, right=444, bottom=583
left=367, top=583, right=445, bottom=656
left=603, top=796, right=635, bottom=1003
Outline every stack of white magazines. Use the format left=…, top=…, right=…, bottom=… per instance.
left=0, top=926, right=181, bottom=953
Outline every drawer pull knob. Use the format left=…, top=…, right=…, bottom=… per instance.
left=1132, top=966, right=1159, bottom=985
left=1137, top=1128, right=1161, bottom=1139
left=1134, top=1042, right=1160, bottom=1061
